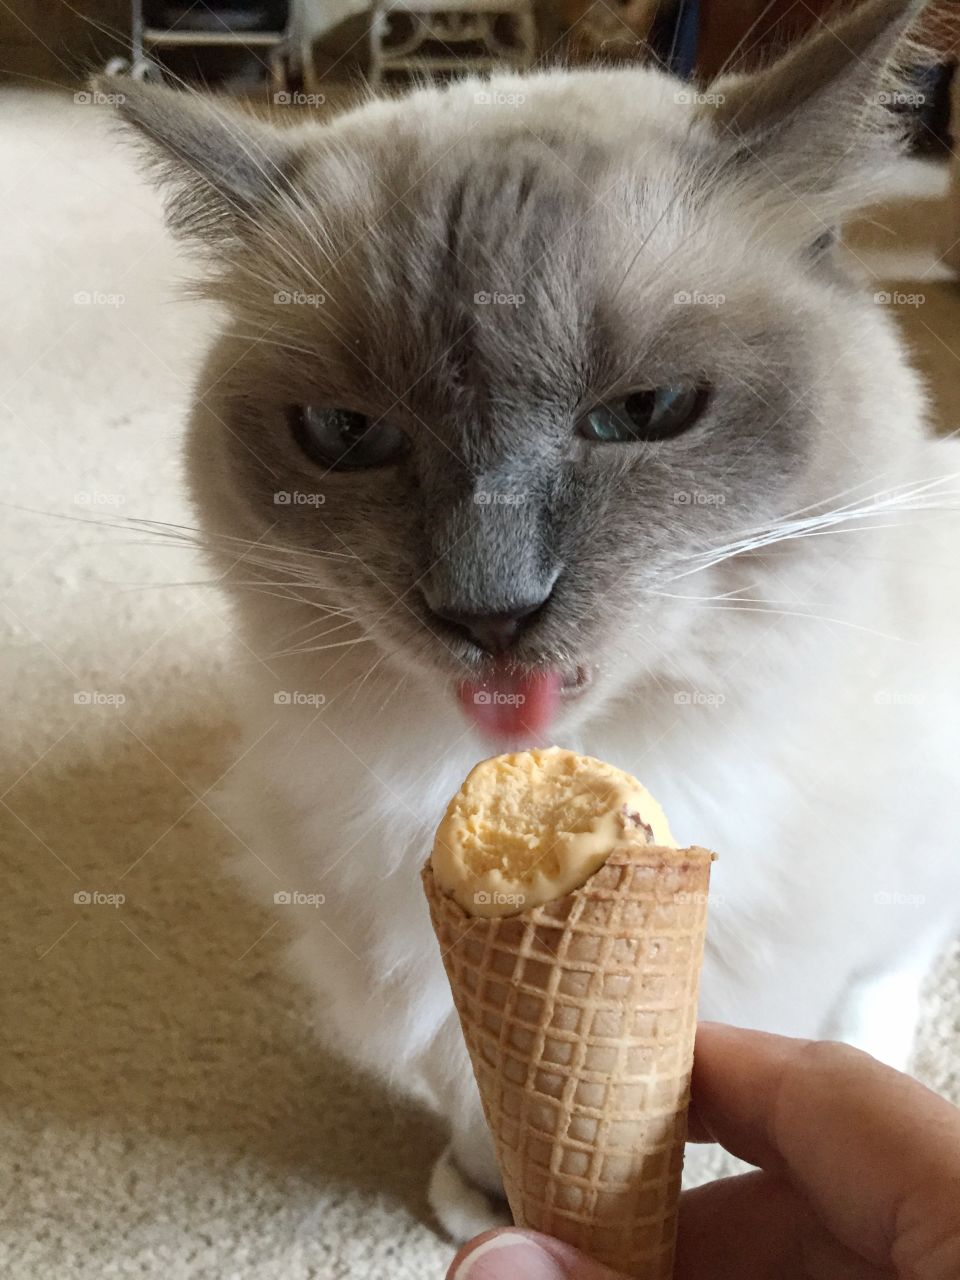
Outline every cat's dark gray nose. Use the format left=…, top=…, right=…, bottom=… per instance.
left=430, top=602, right=545, bottom=653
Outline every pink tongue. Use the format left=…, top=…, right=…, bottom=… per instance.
left=457, top=665, right=563, bottom=742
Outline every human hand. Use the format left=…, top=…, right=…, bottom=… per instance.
left=445, top=1022, right=960, bottom=1280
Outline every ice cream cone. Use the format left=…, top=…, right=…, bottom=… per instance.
left=423, top=843, right=713, bottom=1279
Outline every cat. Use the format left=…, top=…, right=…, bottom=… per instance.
left=104, top=0, right=960, bottom=1241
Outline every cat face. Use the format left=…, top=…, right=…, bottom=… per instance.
left=195, top=120, right=814, bottom=695
left=107, top=0, right=923, bottom=731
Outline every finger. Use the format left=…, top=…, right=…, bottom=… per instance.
left=689, top=1023, right=960, bottom=1274
left=446, top=1229, right=627, bottom=1280
left=675, top=1169, right=895, bottom=1280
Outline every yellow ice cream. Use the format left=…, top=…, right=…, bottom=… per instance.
left=432, top=747, right=675, bottom=917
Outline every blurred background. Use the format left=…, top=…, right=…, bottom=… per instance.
left=2, top=0, right=957, bottom=96
left=1, top=3, right=958, bottom=1279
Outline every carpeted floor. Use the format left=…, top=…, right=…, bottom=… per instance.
left=1, top=89, right=957, bottom=1279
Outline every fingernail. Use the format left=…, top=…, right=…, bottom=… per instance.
left=452, top=1231, right=567, bottom=1280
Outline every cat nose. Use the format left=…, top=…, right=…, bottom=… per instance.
left=431, top=601, right=546, bottom=653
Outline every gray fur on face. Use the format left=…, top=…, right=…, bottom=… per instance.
left=101, top=0, right=925, bottom=680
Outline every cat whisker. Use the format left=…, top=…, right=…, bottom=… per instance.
left=646, top=587, right=816, bottom=607
left=379, top=670, right=410, bottom=712
left=672, top=600, right=914, bottom=645
left=123, top=516, right=359, bottom=562
left=348, top=649, right=390, bottom=702
left=266, top=635, right=372, bottom=658
left=109, top=582, right=352, bottom=628
left=271, top=617, right=363, bottom=657
left=669, top=472, right=960, bottom=582
left=7, top=504, right=359, bottom=571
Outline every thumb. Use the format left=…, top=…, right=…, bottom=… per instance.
left=446, top=1229, right=629, bottom=1280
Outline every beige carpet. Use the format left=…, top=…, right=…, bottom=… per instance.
left=0, top=89, right=957, bottom=1279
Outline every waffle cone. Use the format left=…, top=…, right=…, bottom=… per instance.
left=423, top=844, right=714, bottom=1278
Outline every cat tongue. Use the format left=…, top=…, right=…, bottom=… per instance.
left=457, top=666, right=563, bottom=742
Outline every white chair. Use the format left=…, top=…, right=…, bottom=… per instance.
left=367, top=0, right=537, bottom=88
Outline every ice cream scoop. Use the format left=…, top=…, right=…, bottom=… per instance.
left=432, top=746, right=675, bottom=917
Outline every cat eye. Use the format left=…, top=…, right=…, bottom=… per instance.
left=578, top=387, right=708, bottom=444
left=289, top=405, right=408, bottom=470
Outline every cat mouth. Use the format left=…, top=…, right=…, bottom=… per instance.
left=455, top=662, right=593, bottom=741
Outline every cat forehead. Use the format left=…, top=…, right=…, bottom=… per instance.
left=325, top=68, right=716, bottom=159
left=307, top=70, right=718, bottom=225
left=287, top=83, right=728, bottom=313
left=239, top=92, right=786, bottom=411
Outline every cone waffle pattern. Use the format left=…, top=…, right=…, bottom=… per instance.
left=423, top=845, right=713, bottom=1278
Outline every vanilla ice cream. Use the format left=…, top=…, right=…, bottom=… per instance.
left=431, top=746, right=675, bottom=917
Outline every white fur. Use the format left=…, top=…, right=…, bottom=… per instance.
left=217, top=426, right=960, bottom=1238
left=196, top=64, right=960, bottom=1239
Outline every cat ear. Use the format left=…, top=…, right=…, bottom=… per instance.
left=93, top=78, right=301, bottom=247
left=701, top=0, right=927, bottom=215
